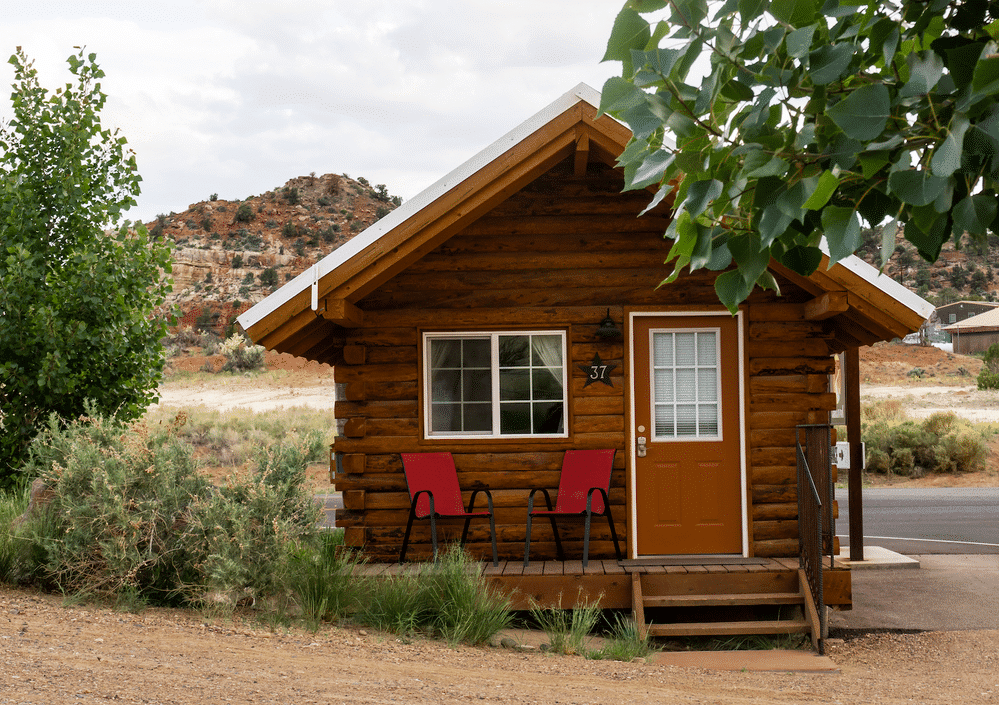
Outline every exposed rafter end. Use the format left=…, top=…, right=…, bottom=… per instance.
left=574, top=132, right=590, bottom=177
left=804, top=291, right=849, bottom=321
left=316, top=298, right=364, bottom=328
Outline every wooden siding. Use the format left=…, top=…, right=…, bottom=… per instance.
left=331, top=158, right=837, bottom=563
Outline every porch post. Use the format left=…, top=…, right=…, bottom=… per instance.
left=845, top=347, right=864, bottom=562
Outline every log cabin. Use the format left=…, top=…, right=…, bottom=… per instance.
left=238, top=84, right=932, bottom=648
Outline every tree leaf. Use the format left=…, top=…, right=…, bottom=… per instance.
left=786, top=23, right=818, bottom=59
left=887, top=168, right=948, bottom=206
left=770, top=0, right=819, bottom=28
left=808, top=43, right=854, bottom=85
left=802, top=170, right=840, bottom=210
left=821, top=206, right=862, bottom=267
left=626, top=148, right=676, bottom=190
left=598, top=77, right=645, bottom=115
left=827, top=83, right=890, bottom=141
left=780, top=244, right=823, bottom=275
left=682, top=179, right=724, bottom=217
left=714, top=269, right=751, bottom=313
left=603, top=8, right=651, bottom=64
left=742, top=150, right=789, bottom=177
left=899, top=50, right=945, bottom=97
left=954, top=193, right=998, bottom=236
left=930, top=114, right=970, bottom=177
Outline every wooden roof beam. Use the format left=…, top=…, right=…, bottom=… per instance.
left=574, top=132, right=590, bottom=177
left=804, top=291, right=849, bottom=320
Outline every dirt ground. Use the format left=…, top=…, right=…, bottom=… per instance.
left=3, top=587, right=999, bottom=705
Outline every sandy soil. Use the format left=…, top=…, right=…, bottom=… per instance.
left=3, top=588, right=999, bottom=705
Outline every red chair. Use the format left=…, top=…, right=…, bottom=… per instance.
left=399, top=452, right=498, bottom=566
left=524, top=449, right=622, bottom=568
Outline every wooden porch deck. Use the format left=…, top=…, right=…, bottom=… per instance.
left=357, top=557, right=852, bottom=612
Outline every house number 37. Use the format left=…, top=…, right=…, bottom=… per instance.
left=579, top=353, right=616, bottom=388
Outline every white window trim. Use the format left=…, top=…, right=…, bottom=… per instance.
left=648, top=327, right=724, bottom=442
left=422, top=330, right=569, bottom=440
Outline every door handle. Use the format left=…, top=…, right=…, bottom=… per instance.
left=637, top=436, right=647, bottom=458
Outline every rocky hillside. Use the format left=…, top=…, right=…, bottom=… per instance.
left=858, top=228, right=999, bottom=305
left=147, top=173, right=400, bottom=335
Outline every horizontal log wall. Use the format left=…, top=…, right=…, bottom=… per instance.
left=332, top=158, right=835, bottom=562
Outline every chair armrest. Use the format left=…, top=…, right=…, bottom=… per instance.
left=410, top=489, right=436, bottom=518
left=466, top=488, right=494, bottom=515
left=527, top=488, right=554, bottom=514
left=585, top=487, right=611, bottom=515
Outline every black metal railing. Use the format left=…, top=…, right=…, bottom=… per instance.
left=796, top=424, right=834, bottom=652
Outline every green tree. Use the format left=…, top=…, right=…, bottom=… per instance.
left=0, top=48, right=173, bottom=483
left=602, top=1, right=999, bottom=310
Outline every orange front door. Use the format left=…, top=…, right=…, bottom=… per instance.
left=632, top=314, right=744, bottom=555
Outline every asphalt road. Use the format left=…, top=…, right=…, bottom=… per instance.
left=835, top=487, right=999, bottom=554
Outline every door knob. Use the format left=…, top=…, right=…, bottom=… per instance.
left=637, top=436, right=647, bottom=458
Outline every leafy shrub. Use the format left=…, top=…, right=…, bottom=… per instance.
left=259, top=267, right=279, bottom=288
left=282, top=221, right=298, bottom=238
left=242, top=271, right=255, bottom=285
left=862, top=402, right=992, bottom=475
left=284, top=187, right=299, bottom=205
left=231, top=253, right=243, bottom=269
left=12, top=410, right=323, bottom=608
left=978, top=343, right=999, bottom=389
left=219, top=334, right=265, bottom=372
left=209, top=193, right=218, bottom=201
left=235, top=202, right=255, bottom=223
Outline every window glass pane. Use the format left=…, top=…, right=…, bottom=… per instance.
left=463, top=403, right=492, bottom=432
left=500, top=402, right=531, bottom=434
left=432, top=370, right=460, bottom=401
left=655, top=405, right=674, bottom=437
left=698, top=368, right=717, bottom=403
left=463, top=339, right=491, bottom=367
left=675, top=332, right=696, bottom=365
left=531, top=335, right=561, bottom=366
left=533, top=402, right=564, bottom=434
left=697, top=332, right=716, bottom=366
left=654, top=369, right=674, bottom=403
left=532, top=368, right=563, bottom=400
left=676, top=404, right=697, bottom=436
left=431, top=339, right=461, bottom=368
left=675, top=368, right=696, bottom=403
left=499, top=368, right=530, bottom=401
left=653, top=332, right=672, bottom=366
left=431, top=403, right=461, bottom=432
left=698, top=404, right=718, bottom=435
left=498, top=335, right=530, bottom=366
left=464, top=369, right=492, bottom=402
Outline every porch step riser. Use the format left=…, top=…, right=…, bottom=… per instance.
left=643, top=592, right=802, bottom=608
left=647, top=620, right=811, bottom=637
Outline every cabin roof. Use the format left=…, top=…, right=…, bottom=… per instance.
left=239, top=83, right=933, bottom=356
left=942, top=306, right=999, bottom=332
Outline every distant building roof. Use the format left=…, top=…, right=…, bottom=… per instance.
left=942, top=307, right=999, bottom=332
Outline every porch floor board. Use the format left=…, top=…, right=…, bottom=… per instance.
left=354, top=558, right=851, bottom=614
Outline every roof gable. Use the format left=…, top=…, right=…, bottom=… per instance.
left=239, top=83, right=932, bottom=357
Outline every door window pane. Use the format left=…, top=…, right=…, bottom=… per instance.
left=652, top=330, right=721, bottom=440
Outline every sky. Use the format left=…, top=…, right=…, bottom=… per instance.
left=1, top=1, right=624, bottom=225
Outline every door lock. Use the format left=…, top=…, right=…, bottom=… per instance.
left=637, top=436, right=647, bottom=458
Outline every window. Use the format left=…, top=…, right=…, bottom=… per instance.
left=424, top=331, right=567, bottom=438
left=949, top=313, right=957, bottom=323
left=651, top=329, right=721, bottom=440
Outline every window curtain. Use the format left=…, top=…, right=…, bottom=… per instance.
left=531, top=335, right=563, bottom=391
left=429, top=339, right=456, bottom=431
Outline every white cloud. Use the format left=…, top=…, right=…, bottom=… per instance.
left=0, top=0, right=622, bottom=223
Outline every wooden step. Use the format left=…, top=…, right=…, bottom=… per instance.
left=643, top=592, right=803, bottom=608
left=646, top=619, right=811, bottom=637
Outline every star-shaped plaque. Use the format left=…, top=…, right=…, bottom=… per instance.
left=578, top=353, right=617, bottom=387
